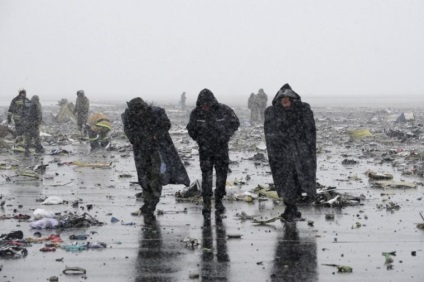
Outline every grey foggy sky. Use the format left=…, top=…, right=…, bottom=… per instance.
left=1, top=0, right=424, bottom=105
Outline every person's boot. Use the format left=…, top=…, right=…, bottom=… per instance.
left=35, top=145, right=45, bottom=154
left=292, top=205, right=302, bottom=219
left=131, top=203, right=154, bottom=216
left=215, top=198, right=226, bottom=214
left=281, top=206, right=295, bottom=222
left=281, top=206, right=301, bottom=222
left=202, top=198, right=211, bottom=215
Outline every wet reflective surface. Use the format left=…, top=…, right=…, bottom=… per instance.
left=1, top=106, right=424, bottom=282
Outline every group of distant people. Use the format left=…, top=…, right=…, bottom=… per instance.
left=122, top=83, right=316, bottom=222
left=248, top=88, right=268, bottom=123
left=6, top=89, right=112, bottom=155
left=7, top=89, right=44, bottom=156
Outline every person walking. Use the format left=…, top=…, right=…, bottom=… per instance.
left=264, top=84, right=316, bottom=222
left=187, top=89, right=240, bottom=215
left=73, top=90, right=90, bottom=133
left=122, top=97, right=190, bottom=217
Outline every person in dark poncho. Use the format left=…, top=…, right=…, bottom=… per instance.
left=187, top=89, right=240, bottom=215
left=73, top=90, right=90, bottom=133
left=122, top=97, right=190, bottom=218
left=264, top=84, right=316, bottom=222
left=24, top=95, right=44, bottom=156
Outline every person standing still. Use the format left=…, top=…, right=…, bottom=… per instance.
left=264, top=84, right=316, bottom=222
left=73, top=90, right=90, bottom=134
left=7, top=88, right=30, bottom=137
left=24, top=95, right=44, bottom=156
left=257, top=88, right=268, bottom=122
left=187, top=89, right=240, bottom=215
left=248, top=93, right=256, bottom=124
left=180, top=92, right=186, bottom=110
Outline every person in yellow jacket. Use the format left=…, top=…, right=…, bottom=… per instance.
left=86, top=112, right=112, bottom=150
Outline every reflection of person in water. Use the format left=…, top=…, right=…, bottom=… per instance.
left=271, top=224, right=318, bottom=282
left=136, top=217, right=182, bottom=280
left=136, top=217, right=163, bottom=280
left=201, top=216, right=229, bottom=281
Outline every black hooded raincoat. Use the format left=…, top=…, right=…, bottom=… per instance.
left=122, top=99, right=190, bottom=190
left=264, top=84, right=317, bottom=202
left=186, top=89, right=240, bottom=199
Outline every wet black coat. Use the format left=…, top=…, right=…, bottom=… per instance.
left=24, top=96, right=42, bottom=130
left=264, top=88, right=316, bottom=200
left=122, top=105, right=190, bottom=187
left=8, top=95, right=30, bottom=123
left=186, top=90, right=240, bottom=152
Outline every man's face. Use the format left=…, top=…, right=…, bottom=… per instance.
left=131, top=107, right=145, bottom=118
left=201, top=103, right=210, bottom=112
left=19, top=92, right=26, bottom=99
left=281, top=97, right=291, bottom=108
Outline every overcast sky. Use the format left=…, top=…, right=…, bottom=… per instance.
left=1, top=0, right=423, bottom=105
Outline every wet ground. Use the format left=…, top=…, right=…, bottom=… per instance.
left=0, top=105, right=424, bottom=282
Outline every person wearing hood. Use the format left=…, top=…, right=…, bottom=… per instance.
left=187, top=89, right=240, bottom=215
left=264, top=84, right=316, bottom=222
left=23, top=95, right=44, bottom=156
left=7, top=88, right=31, bottom=137
left=73, top=90, right=90, bottom=133
left=122, top=97, right=190, bottom=217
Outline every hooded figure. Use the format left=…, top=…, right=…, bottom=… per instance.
left=186, top=89, right=240, bottom=215
left=73, top=90, right=90, bottom=132
left=122, top=97, right=190, bottom=217
left=264, top=84, right=316, bottom=222
left=7, top=89, right=31, bottom=136
left=24, top=95, right=44, bottom=156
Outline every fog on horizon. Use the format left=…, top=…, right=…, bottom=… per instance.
left=1, top=0, right=424, bottom=106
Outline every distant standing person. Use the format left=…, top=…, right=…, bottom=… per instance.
left=264, top=84, right=316, bottom=222
left=86, top=112, right=112, bottom=150
left=187, top=89, right=240, bottom=215
left=180, top=92, right=186, bottom=110
left=7, top=88, right=31, bottom=137
left=122, top=97, right=190, bottom=217
left=257, top=88, right=268, bottom=122
left=248, top=93, right=256, bottom=123
left=24, top=95, right=44, bottom=156
left=73, top=90, right=90, bottom=133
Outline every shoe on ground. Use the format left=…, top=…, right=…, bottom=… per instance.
left=131, top=207, right=154, bottom=216
left=215, top=201, right=226, bottom=214
left=281, top=206, right=301, bottom=222
left=202, top=201, right=212, bottom=215
left=281, top=211, right=295, bottom=222
left=294, top=210, right=302, bottom=218
left=131, top=209, right=143, bottom=216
